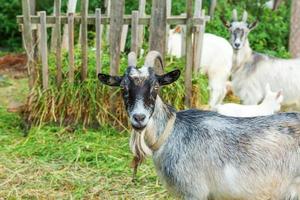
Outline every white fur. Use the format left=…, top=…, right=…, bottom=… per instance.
left=167, top=28, right=233, bottom=107
left=232, top=40, right=300, bottom=110
left=215, top=84, right=283, bottom=117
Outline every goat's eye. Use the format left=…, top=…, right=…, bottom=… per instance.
left=154, top=85, right=159, bottom=90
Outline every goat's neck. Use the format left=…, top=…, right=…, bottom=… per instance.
left=232, top=39, right=253, bottom=73
left=145, top=96, right=176, bottom=145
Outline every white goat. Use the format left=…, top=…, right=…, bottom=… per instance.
left=222, top=10, right=300, bottom=111
left=215, top=84, right=283, bottom=117
left=167, top=26, right=233, bottom=107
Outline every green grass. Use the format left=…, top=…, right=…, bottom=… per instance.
left=0, top=107, right=171, bottom=199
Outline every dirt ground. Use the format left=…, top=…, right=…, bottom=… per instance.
left=0, top=54, right=28, bottom=107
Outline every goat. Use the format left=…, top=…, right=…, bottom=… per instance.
left=222, top=9, right=300, bottom=111
left=98, top=50, right=300, bottom=200
left=167, top=26, right=233, bottom=108
left=214, top=83, right=283, bottom=117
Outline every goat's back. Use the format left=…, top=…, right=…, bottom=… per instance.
left=201, top=33, right=233, bottom=74
left=232, top=53, right=300, bottom=108
left=154, top=110, right=300, bottom=199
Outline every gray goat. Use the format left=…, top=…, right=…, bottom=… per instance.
left=98, top=51, right=300, bottom=200
left=222, top=9, right=300, bottom=111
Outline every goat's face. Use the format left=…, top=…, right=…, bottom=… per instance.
left=98, top=66, right=180, bottom=131
left=222, top=10, right=258, bottom=50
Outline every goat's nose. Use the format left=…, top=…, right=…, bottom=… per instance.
left=133, top=114, right=146, bottom=122
left=235, top=43, right=240, bottom=48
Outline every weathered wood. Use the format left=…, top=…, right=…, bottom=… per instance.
left=55, top=0, right=62, bottom=86
left=40, top=11, right=49, bottom=90
left=289, top=0, right=300, bottom=58
left=166, top=0, right=172, bottom=50
left=81, top=0, right=88, bottom=81
left=30, top=0, right=39, bottom=66
left=95, top=8, right=102, bottom=76
left=68, top=13, right=75, bottom=83
left=50, top=0, right=58, bottom=52
left=193, top=0, right=203, bottom=73
left=184, top=0, right=193, bottom=107
left=109, top=0, right=124, bottom=76
left=105, top=0, right=111, bottom=42
left=62, top=0, right=77, bottom=50
left=17, top=15, right=208, bottom=26
left=180, top=13, right=187, bottom=57
left=120, top=25, right=128, bottom=52
left=149, top=0, right=167, bottom=74
left=138, top=0, right=146, bottom=49
left=22, top=0, right=35, bottom=88
left=130, top=11, right=139, bottom=55
left=209, top=0, right=216, bottom=19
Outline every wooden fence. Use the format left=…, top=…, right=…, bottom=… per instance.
left=17, top=0, right=209, bottom=107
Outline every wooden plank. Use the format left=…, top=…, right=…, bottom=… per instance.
left=193, top=0, right=203, bottom=73
left=180, top=13, right=186, bottom=57
left=209, top=0, right=217, bottom=19
left=149, top=0, right=167, bottom=74
left=68, top=13, right=75, bottom=83
left=17, top=15, right=208, bottom=25
left=138, top=0, right=146, bottom=49
left=166, top=0, right=172, bottom=51
left=40, top=11, right=49, bottom=90
left=184, top=0, right=193, bottom=107
left=105, top=0, right=111, bottom=42
left=22, top=0, right=35, bottom=89
left=130, top=11, right=139, bottom=55
left=50, top=0, right=58, bottom=52
left=30, top=0, right=39, bottom=67
left=120, top=25, right=128, bottom=52
left=55, top=0, right=62, bottom=86
left=95, top=8, right=102, bottom=76
left=62, top=0, right=77, bottom=50
left=81, top=0, right=88, bottom=81
left=109, top=0, right=124, bottom=76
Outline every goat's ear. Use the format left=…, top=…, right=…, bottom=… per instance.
left=157, top=69, right=181, bottom=86
left=98, top=73, right=122, bottom=86
left=248, top=20, right=258, bottom=30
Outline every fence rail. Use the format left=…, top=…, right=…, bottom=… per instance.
left=18, top=0, right=209, bottom=107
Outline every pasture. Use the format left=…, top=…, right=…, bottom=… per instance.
left=1, top=0, right=299, bottom=199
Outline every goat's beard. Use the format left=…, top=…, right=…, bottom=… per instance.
left=130, top=129, right=152, bottom=165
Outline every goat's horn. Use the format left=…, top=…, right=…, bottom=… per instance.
left=232, top=9, right=238, bottom=21
left=144, top=50, right=164, bottom=71
left=128, top=52, right=137, bottom=66
left=242, top=10, right=248, bottom=22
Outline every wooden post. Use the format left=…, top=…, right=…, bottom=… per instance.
left=120, top=25, right=128, bottom=52
left=62, top=0, right=77, bottom=50
left=105, top=0, right=111, bottom=42
left=131, top=11, right=139, bottom=55
left=30, top=0, right=39, bottom=65
left=193, top=0, right=204, bottom=73
left=109, top=0, right=124, bottom=76
left=50, top=1, right=58, bottom=52
left=149, top=0, right=167, bottom=74
left=81, top=0, right=88, bottom=81
left=95, top=8, right=102, bottom=76
left=209, top=0, right=217, bottom=19
left=54, top=0, right=62, bottom=86
left=180, top=13, right=187, bottom=57
left=40, top=11, right=49, bottom=90
left=138, top=0, right=146, bottom=50
left=184, top=0, right=193, bottom=107
left=68, top=13, right=75, bottom=83
left=22, top=0, right=35, bottom=89
left=166, top=0, right=172, bottom=52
